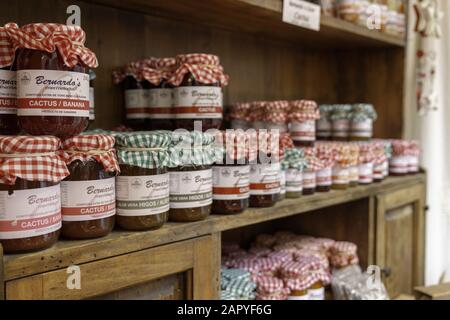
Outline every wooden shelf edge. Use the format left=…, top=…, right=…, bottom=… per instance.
left=87, top=0, right=405, bottom=48
left=3, top=174, right=425, bottom=281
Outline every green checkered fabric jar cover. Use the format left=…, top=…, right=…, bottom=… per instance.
left=282, top=148, right=307, bottom=171
left=330, top=104, right=352, bottom=121
left=350, top=103, right=377, bottom=122
left=319, top=104, right=335, bottom=120
left=168, top=131, right=223, bottom=167
left=115, top=131, right=171, bottom=169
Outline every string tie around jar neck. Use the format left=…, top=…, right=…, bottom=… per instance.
left=0, top=151, right=56, bottom=158
left=63, top=149, right=114, bottom=155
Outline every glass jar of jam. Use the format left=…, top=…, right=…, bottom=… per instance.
left=285, top=168, right=303, bottom=198
left=115, top=131, right=171, bottom=230
left=168, top=131, right=217, bottom=221
left=249, top=161, right=281, bottom=208
left=317, top=105, right=333, bottom=140
left=349, top=104, right=377, bottom=141
left=10, top=23, right=97, bottom=137
left=331, top=105, right=352, bottom=141
left=316, top=167, right=332, bottom=192
left=170, top=54, right=228, bottom=131
left=0, top=27, right=20, bottom=135
left=332, top=165, right=350, bottom=190
left=265, top=101, right=289, bottom=133
left=122, top=74, right=151, bottom=131
left=59, top=135, right=118, bottom=239
left=302, top=169, right=316, bottom=195
left=389, top=140, right=409, bottom=176
left=289, top=100, right=320, bottom=147
left=348, top=165, right=359, bottom=187
left=212, top=131, right=250, bottom=215
left=0, top=136, right=69, bottom=253
left=230, top=102, right=251, bottom=130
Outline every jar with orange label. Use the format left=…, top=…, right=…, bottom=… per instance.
left=169, top=54, right=228, bottom=131
left=0, top=136, right=69, bottom=253
left=59, top=135, right=119, bottom=239
left=289, top=100, right=320, bottom=147
left=0, top=27, right=19, bottom=135
left=7, top=23, right=98, bottom=137
left=212, top=131, right=250, bottom=214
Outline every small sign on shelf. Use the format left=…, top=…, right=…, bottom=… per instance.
left=282, top=0, right=321, bottom=31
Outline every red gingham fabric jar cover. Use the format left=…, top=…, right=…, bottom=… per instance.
left=305, top=155, right=324, bottom=172
left=333, top=241, right=358, bottom=254
left=316, top=144, right=337, bottom=168
left=214, top=130, right=257, bottom=162
left=249, top=101, right=266, bottom=122
left=284, top=275, right=316, bottom=291
left=279, top=133, right=294, bottom=159
left=408, top=140, right=420, bottom=156
left=4, top=23, right=98, bottom=68
left=265, top=100, right=290, bottom=124
left=0, top=135, right=69, bottom=185
left=0, top=26, right=15, bottom=68
left=256, top=275, right=285, bottom=294
left=59, top=135, right=120, bottom=174
left=142, top=57, right=176, bottom=86
left=229, top=102, right=251, bottom=121
left=169, top=53, right=229, bottom=87
left=391, top=139, right=409, bottom=156
left=254, top=233, right=277, bottom=247
left=112, top=60, right=146, bottom=84
left=311, top=269, right=332, bottom=286
left=295, top=252, right=330, bottom=270
left=267, top=251, right=294, bottom=263
left=289, top=100, right=320, bottom=122
left=357, top=142, right=375, bottom=164
left=248, top=246, right=272, bottom=257
left=280, top=259, right=321, bottom=278
left=372, top=142, right=387, bottom=165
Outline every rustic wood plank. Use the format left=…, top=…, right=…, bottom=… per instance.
left=6, top=239, right=197, bottom=300
left=2, top=174, right=425, bottom=281
left=0, top=245, right=4, bottom=300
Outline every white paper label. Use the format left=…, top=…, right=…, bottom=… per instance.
left=17, top=70, right=89, bottom=117
left=61, top=178, right=116, bottom=221
left=286, top=169, right=303, bottom=192
left=89, top=86, right=95, bottom=120
left=0, top=185, right=61, bottom=239
left=213, top=165, right=250, bottom=200
left=282, top=0, right=321, bottom=31
left=173, top=86, right=222, bottom=119
left=149, top=88, right=173, bottom=119
left=349, top=166, right=359, bottom=182
left=290, top=120, right=316, bottom=141
left=280, top=170, right=286, bottom=195
left=288, top=294, right=310, bottom=300
left=358, top=162, right=373, bottom=184
left=0, top=70, right=17, bottom=115
left=303, top=171, right=316, bottom=189
left=373, top=163, right=384, bottom=180
left=125, top=89, right=150, bottom=119
left=332, top=119, right=350, bottom=138
left=170, top=169, right=213, bottom=208
left=316, top=167, right=332, bottom=186
left=308, top=287, right=325, bottom=300
left=317, top=119, right=331, bottom=137
left=116, top=174, right=170, bottom=216
left=351, top=119, right=373, bottom=138
left=408, top=155, right=419, bottom=172
left=250, top=163, right=281, bottom=195
left=332, top=166, right=349, bottom=185
left=390, top=156, right=409, bottom=174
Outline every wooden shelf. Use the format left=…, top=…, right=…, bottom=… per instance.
left=2, top=174, right=425, bottom=282
left=88, top=0, right=405, bottom=48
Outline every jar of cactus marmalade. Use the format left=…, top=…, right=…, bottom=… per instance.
left=59, top=135, right=119, bottom=239
left=170, top=54, right=229, bottom=131
left=7, top=23, right=98, bottom=137
left=115, top=131, right=171, bottom=230
left=0, top=27, right=20, bottom=135
left=168, top=131, right=218, bottom=221
left=0, top=136, right=69, bottom=253
left=212, top=131, right=250, bottom=215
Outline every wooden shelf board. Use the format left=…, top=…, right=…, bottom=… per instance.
left=2, top=174, right=425, bottom=281
left=87, top=0, right=405, bottom=48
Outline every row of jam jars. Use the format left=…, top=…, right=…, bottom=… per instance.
left=168, top=131, right=219, bottom=221
left=0, top=136, right=69, bottom=253
left=4, top=23, right=98, bottom=138
left=169, top=54, right=229, bottom=131
left=0, top=26, right=19, bottom=134
left=289, top=100, right=320, bottom=147
left=114, top=131, right=171, bottom=229
left=249, top=131, right=281, bottom=208
left=212, top=131, right=251, bottom=214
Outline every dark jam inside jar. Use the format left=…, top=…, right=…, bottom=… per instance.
left=293, top=141, right=315, bottom=147
left=116, top=165, right=169, bottom=231
left=0, top=64, right=20, bottom=135
left=149, top=81, right=173, bottom=131
left=174, top=75, right=222, bottom=131
left=316, top=185, right=331, bottom=192
left=169, top=165, right=212, bottom=222
left=212, top=163, right=249, bottom=215
left=61, top=160, right=115, bottom=239
left=122, top=76, right=150, bottom=131
left=16, top=49, right=89, bottom=137
left=0, top=179, right=60, bottom=253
